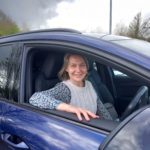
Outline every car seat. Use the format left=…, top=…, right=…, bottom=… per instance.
left=34, top=53, right=63, bottom=92
left=88, top=61, right=118, bottom=120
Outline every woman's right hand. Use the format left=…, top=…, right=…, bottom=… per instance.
left=56, top=103, right=99, bottom=121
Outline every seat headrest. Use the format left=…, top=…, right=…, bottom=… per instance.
left=41, top=53, right=63, bottom=79
left=88, top=60, right=102, bottom=83
left=88, top=60, right=94, bottom=71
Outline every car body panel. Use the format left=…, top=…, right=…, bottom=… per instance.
left=101, top=107, right=150, bottom=149
left=0, top=101, right=105, bottom=150
left=0, top=32, right=150, bottom=71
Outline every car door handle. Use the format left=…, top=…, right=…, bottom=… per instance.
left=1, top=133, right=29, bottom=149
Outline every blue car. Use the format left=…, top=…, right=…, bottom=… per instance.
left=0, top=28, right=150, bottom=150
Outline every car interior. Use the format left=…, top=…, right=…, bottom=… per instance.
left=24, top=44, right=150, bottom=132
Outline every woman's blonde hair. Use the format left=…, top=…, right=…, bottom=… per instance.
left=58, top=53, right=89, bottom=81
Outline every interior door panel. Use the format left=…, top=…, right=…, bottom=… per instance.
left=113, top=73, right=143, bottom=115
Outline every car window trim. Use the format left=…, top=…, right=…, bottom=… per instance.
left=19, top=41, right=150, bottom=134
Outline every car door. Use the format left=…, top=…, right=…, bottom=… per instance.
left=0, top=42, right=107, bottom=150
left=0, top=101, right=107, bottom=150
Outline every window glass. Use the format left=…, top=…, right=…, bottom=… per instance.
left=10, top=45, right=21, bottom=102
left=0, top=45, right=12, bottom=99
left=113, top=69, right=127, bottom=77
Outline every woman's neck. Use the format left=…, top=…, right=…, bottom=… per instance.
left=69, top=80, right=84, bottom=87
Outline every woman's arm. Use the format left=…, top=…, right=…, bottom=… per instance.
left=29, top=83, right=71, bottom=109
left=29, top=82, right=99, bottom=121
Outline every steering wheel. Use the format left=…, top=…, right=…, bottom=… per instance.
left=120, top=86, right=148, bottom=121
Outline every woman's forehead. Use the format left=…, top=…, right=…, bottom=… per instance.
left=69, top=58, right=85, bottom=65
left=69, top=55, right=85, bottom=61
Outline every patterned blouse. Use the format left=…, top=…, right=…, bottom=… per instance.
left=29, top=80, right=112, bottom=120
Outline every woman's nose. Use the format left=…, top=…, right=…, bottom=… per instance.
left=76, top=66, right=81, bottom=72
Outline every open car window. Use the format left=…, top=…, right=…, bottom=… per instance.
left=24, top=43, right=150, bottom=135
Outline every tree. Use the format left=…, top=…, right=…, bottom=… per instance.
left=140, top=17, right=150, bottom=41
left=114, top=22, right=128, bottom=36
left=0, top=10, right=20, bottom=36
left=127, top=12, right=142, bottom=38
left=114, top=12, right=150, bottom=41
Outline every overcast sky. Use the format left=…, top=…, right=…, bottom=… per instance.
left=0, top=0, right=150, bottom=33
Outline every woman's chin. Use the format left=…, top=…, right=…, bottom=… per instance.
left=74, top=78, right=84, bottom=82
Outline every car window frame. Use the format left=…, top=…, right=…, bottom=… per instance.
left=20, top=41, right=122, bottom=133
left=20, top=40, right=150, bottom=135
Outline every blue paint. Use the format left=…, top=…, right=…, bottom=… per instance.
left=0, top=101, right=106, bottom=149
left=1, top=32, right=150, bottom=70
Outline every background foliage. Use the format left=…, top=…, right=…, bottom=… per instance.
left=114, top=12, right=150, bottom=42
left=0, top=10, right=20, bottom=36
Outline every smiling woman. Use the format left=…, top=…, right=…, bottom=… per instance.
left=29, top=53, right=112, bottom=121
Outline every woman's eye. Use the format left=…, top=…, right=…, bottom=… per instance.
left=69, top=64, right=86, bottom=68
left=70, top=64, right=76, bottom=68
left=80, top=64, right=86, bottom=67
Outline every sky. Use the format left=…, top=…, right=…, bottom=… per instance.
left=0, top=0, right=150, bottom=33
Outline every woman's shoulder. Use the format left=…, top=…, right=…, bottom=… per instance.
left=85, top=80, right=96, bottom=92
left=85, top=80, right=93, bottom=86
left=55, top=81, right=69, bottom=89
left=50, top=81, right=71, bottom=97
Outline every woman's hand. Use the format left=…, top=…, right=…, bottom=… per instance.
left=56, top=103, right=99, bottom=121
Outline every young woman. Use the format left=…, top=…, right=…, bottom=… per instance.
left=29, top=53, right=112, bottom=121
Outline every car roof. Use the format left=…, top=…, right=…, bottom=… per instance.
left=0, top=28, right=150, bottom=71
left=84, top=33, right=131, bottom=40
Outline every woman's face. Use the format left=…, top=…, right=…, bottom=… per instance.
left=66, top=55, right=87, bottom=85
